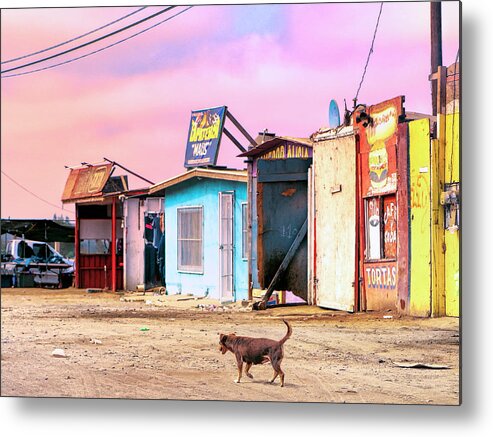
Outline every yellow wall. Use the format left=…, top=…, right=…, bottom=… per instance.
left=409, top=119, right=432, bottom=316
left=445, top=111, right=460, bottom=317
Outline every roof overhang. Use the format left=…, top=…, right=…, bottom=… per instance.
left=149, top=168, right=247, bottom=196
left=237, top=136, right=313, bottom=159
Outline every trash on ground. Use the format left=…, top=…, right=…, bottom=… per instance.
left=51, top=348, right=67, bottom=358
left=90, top=338, right=102, bottom=345
left=383, top=315, right=393, bottom=319
left=140, top=327, right=150, bottom=331
left=86, top=288, right=103, bottom=293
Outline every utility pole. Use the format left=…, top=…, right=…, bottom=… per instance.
left=430, top=1, right=442, bottom=116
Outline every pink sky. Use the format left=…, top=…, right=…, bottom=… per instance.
left=1, top=1, right=460, bottom=219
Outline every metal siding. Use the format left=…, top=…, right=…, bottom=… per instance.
left=314, top=135, right=356, bottom=311
left=79, top=254, right=123, bottom=289
left=445, top=111, right=460, bottom=317
left=256, top=158, right=311, bottom=299
left=409, top=119, right=432, bottom=316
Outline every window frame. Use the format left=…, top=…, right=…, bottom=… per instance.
left=177, top=205, right=204, bottom=274
left=241, top=202, right=248, bottom=260
left=364, top=194, right=397, bottom=262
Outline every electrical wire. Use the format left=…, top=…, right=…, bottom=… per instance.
left=1, top=6, right=194, bottom=79
left=1, top=6, right=176, bottom=75
left=1, top=6, right=148, bottom=65
left=353, top=2, right=384, bottom=106
left=1, top=170, right=75, bottom=215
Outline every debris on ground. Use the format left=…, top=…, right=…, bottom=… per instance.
left=393, top=361, right=450, bottom=369
left=90, top=338, right=102, bottom=345
left=51, top=348, right=66, bottom=358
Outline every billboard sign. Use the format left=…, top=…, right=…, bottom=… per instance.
left=184, top=106, right=227, bottom=167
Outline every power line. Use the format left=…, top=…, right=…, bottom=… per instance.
left=1, top=6, right=194, bottom=79
left=1, top=170, right=75, bottom=215
left=1, top=6, right=148, bottom=65
left=353, top=2, right=384, bottom=107
left=1, top=6, right=176, bottom=75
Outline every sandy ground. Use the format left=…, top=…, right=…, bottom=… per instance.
left=1, top=287, right=460, bottom=405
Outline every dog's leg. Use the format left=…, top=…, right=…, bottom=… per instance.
left=234, top=356, right=243, bottom=383
left=270, top=356, right=285, bottom=387
left=278, top=366, right=285, bottom=387
left=245, top=362, right=254, bottom=379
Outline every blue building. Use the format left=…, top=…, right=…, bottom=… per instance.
left=149, top=168, right=248, bottom=302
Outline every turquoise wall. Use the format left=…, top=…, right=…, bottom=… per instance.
left=164, top=178, right=248, bottom=301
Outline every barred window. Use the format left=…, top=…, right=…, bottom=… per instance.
left=177, top=207, right=203, bottom=272
left=241, top=203, right=248, bottom=259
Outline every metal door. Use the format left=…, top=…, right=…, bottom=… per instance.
left=314, top=134, right=356, bottom=311
left=219, top=192, right=234, bottom=302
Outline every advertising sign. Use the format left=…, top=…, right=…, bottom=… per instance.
left=184, top=106, right=227, bottom=167
left=358, top=96, right=404, bottom=197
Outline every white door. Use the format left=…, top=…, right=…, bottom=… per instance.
left=219, top=192, right=234, bottom=302
left=314, top=134, right=356, bottom=311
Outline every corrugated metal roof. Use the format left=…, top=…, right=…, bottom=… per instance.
left=149, top=168, right=247, bottom=195
left=238, top=136, right=313, bottom=158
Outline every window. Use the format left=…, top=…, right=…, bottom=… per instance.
left=365, top=194, right=397, bottom=260
left=241, top=203, right=248, bottom=259
left=177, top=207, right=203, bottom=272
left=80, top=239, right=110, bottom=255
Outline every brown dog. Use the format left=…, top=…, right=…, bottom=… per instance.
left=219, top=319, right=292, bottom=387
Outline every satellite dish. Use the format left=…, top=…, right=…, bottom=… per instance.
left=328, top=99, right=340, bottom=128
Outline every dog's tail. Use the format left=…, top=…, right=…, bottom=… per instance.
left=279, top=319, right=292, bottom=345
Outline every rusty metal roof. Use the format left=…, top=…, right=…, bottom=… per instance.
left=237, top=136, right=313, bottom=158
left=149, top=168, right=247, bottom=195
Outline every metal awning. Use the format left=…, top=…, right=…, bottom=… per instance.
left=0, top=219, right=75, bottom=242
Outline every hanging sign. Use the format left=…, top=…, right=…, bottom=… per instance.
left=184, top=106, right=227, bottom=167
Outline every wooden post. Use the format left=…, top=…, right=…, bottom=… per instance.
left=223, top=127, right=247, bottom=153
left=111, top=197, right=117, bottom=291
left=431, top=66, right=447, bottom=317
left=74, top=204, right=80, bottom=288
left=430, top=1, right=442, bottom=116
left=225, top=110, right=258, bottom=147
left=247, top=159, right=253, bottom=301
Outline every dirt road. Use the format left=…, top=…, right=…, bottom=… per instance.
left=1, top=288, right=460, bottom=405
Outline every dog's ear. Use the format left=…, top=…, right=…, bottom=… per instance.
left=219, top=333, right=227, bottom=343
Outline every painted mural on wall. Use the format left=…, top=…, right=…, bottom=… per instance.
left=358, top=96, right=404, bottom=197
left=184, top=106, right=226, bottom=167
